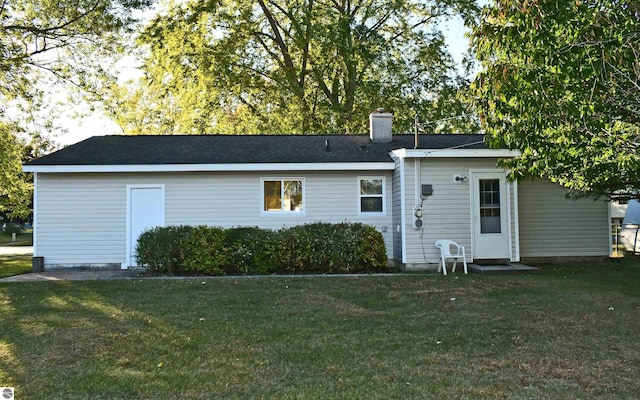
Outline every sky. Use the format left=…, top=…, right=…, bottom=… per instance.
left=58, top=108, right=122, bottom=146
left=55, top=10, right=477, bottom=146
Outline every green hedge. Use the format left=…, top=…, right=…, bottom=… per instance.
left=135, top=223, right=388, bottom=276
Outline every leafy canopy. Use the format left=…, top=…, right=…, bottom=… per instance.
left=471, top=0, right=640, bottom=198
left=0, top=123, right=31, bottom=220
left=108, top=0, right=480, bottom=135
left=1, top=0, right=153, bottom=102
left=0, top=0, right=153, bottom=220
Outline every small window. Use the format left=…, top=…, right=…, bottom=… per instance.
left=359, top=177, right=384, bottom=214
left=479, top=179, right=501, bottom=234
left=263, top=179, right=304, bottom=213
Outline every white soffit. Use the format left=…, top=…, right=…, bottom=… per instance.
left=392, top=148, right=521, bottom=159
left=23, top=162, right=396, bottom=173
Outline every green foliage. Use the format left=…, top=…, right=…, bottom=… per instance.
left=0, top=0, right=153, bottom=103
left=224, top=227, right=279, bottom=275
left=278, top=222, right=387, bottom=274
left=135, top=225, right=194, bottom=275
left=0, top=123, right=32, bottom=220
left=107, top=0, right=481, bottom=135
left=135, top=223, right=388, bottom=276
left=470, top=0, right=640, bottom=199
left=179, top=226, right=229, bottom=276
left=1, top=0, right=153, bottom=221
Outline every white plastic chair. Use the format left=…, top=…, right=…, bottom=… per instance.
left=435, top=240, right=468, bottom=275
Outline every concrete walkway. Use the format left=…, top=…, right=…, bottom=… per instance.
left=0, top=244, right=33, bottom=256
left=0, top=245, right=143, bottom=282
left=0, top=269, right=143, bottom=282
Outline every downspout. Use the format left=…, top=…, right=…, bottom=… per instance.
left=415, top=158, right=422, bottom=207
left=607, top=199, right=613, bottom=256
left=399, top=156, right=407, bottom=264
left=512, top=179, right=521, bottom=262
left=32, top=172, right=38, bottom=257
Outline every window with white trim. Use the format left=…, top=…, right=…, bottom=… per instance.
left=359, top=177, right=385, bottom=214
left=262, top=179, right=304, bottom=213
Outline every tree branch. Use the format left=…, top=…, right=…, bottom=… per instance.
left=3, top=1, right=103, bottom=37
left=256, top=0, right=303, bottom=98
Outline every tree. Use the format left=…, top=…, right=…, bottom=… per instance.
left=108, top=0, right=480, bottom=135
left=0, top=0, right=153, bottom=219
left=0, top=123, right=32, bottom=220
left=470, top=0, right=640, bottom=199
left=1, top=0, right=153, bottom=102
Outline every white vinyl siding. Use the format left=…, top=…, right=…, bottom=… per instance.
left=35, top=174, right=127, bottom=267
left=518, top=179, right=610, bottom=258
left=391, top=158, right=404, bottom=261
left=401, top=158, right=515, bottom=265
left=34, top=170, right=393, bottom=268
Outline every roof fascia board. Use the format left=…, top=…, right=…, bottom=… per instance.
left=392, top=148, right=521, bottom=159
left=23, top=162, right=396, bottom=173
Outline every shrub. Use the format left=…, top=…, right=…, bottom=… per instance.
left=224, top=227, right=279, bottom=275
left=135, top=223, right=388, bottom=276
left=135, top=225, right=194, bottom=275
left=352, top=223, right=388, bottom=272
left=274, top=222, right=387, bottom=274
left=180, top=226, right=229, bottom=275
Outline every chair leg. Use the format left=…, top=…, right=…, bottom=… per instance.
left=452, top=259, right=457, bottom=273
left=440, top=256, right=447, bottom=275
left=463, top=258, right=468, bottom=274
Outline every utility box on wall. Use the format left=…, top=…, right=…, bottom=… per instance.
left=421, top=184, right=433, bottom=197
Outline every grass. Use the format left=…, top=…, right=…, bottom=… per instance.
left=0, top=231, right=33, bottom=246
left=1, top=259, right=640, bottom=399
left=0, top=256, right=32, bottom=278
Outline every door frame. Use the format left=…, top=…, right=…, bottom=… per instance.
left=125, top=184, right=165, bottom=269
left=469, top=170, right=513, bottom=262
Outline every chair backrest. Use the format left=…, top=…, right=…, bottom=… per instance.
left=435, top=239, right=462, bottom=257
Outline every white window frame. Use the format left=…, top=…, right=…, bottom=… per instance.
left=261, top=178, right=305, bottom=216
left=358, top=176, right=386, bottom=216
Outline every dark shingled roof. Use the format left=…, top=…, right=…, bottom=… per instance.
left=25, top=134, right=488, bottom=166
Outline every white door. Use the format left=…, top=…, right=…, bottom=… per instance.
left=472, top=173, right=510, bottom=261
left=127, top=186, right=165, bottom=267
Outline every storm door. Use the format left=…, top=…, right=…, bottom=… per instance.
left=472, top=173, right=510, bottom=261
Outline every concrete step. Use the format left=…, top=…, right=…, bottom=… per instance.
left=469, top=263, right=541, bottom=274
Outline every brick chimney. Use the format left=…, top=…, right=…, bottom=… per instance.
left=369, top=108, right=392, bottom=143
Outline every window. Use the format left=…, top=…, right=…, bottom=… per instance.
left=262, top=179, right=304, bottom=213
left=359, top=177, right=385, bottom=214
left=479, top=179, right=501, bottom=234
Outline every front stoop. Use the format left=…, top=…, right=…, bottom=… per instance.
left=469, top=263, right=541, bottom=274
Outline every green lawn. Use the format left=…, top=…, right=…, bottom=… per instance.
left=0, top=231, right=33, bottom=246
left=1, top=259, right=639, bottom=399
left=0, top=255, right=32, bottom=278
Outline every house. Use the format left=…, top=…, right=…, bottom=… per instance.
left=23, top=111, right=611, bottom=271
left=621, top=200, right=640, bottom=254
